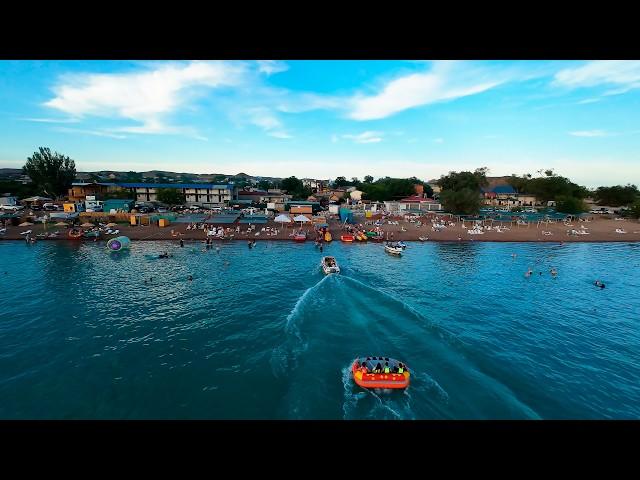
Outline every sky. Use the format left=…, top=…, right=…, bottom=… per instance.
left=0, top=59, right=639, bottom=187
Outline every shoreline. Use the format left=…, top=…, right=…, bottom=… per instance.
left=2, top=216, right=639, bottom=244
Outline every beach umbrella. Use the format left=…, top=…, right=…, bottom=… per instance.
left=19, top=222, right=33, bottom=226
left=81, top=222, right=94, bottom=227
left=106, top=222, right=118, bottom=227
left=274, top=214, right=291, bottom=224
left=55, top=221, right=68, bottom=226
left=293, top=215, right=310, bottom=223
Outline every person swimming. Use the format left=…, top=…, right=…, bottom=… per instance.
left=594, top=280, right=605, bottom=289
left=551, top=268, right=558, bottom=277
left=188, top=275, right=193, bottom=281
left=525, top=268, right=533, bottom=278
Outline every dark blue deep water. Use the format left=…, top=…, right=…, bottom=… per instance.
left=1, top=240, right=639, bottom=419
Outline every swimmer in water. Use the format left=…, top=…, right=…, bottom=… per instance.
left=188, top=275, right=193, bottom=281
left=550, top=268, right=558, bottom=277
left=594, top=280, right=605, bottom=289
left=525, top=268, right=533, bottom=278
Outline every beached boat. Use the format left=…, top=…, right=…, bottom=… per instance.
left=396, top=241, right=407, bottom=249
left=352, top=357, right=410, bottom=390
left=321, top=256, right=340, bottom=275
left=293, top=231, right=307, bottom=242
left=418, top=236, right=429, bottom=242
left=384, top=243, right=403, bottom=256
left=324, top=231, right=332, bottom=242
left=340, top=234, right=354, bottom=242
left=355, top=232, right=367, bottom=241
left=83, top=230, right=100, bottom=239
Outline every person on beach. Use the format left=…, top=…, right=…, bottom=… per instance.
left=180, top=238, right=184, bottom=247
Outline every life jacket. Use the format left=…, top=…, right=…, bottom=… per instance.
left=384, top=367, right=390, bottom=374
left=398, top=367, right=404, bottom=373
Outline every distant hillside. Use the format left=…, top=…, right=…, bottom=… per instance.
left=67, top=170, right=284, bottom=185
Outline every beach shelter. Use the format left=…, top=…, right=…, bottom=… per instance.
left=81, top=222, right=94, bottom=227
left=54, top=221, right=68, bottom=226
left=23, top=196, right=53, bottom=203
left=106, top=222, right=118, bottom=227
left=19, top=222, right=33, bottom=226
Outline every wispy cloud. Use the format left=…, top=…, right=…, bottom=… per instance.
left=576, top=98, right=601, bottom=105
left=53, top=126, right=127, bottom=139
left=247, top=107, right=291, bottom=139
left=342, top=131, right=383, bottom=143
left=346, top=61, right=506, bottom=120
left=569, top=130, right=611, bottom=137
left=22, top=117, right=80, bottom=124
left=554, top=61, right=640, bottom=95
left=257, top=60, right=289, bottom=76
left=44, top=61, right=246, bottom=138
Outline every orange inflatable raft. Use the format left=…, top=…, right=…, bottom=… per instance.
left=352, top=357, right=410, bottom=389
left=340, top=234, right=354, bottom=242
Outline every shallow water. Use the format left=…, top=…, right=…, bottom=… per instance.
left=1, top=240, right=639, bottom=419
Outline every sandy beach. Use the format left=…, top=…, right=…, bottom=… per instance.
left=2, top=215, right=639, bottom=243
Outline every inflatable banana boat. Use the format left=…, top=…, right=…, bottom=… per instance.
left=352, top=357, right=410, bottom=389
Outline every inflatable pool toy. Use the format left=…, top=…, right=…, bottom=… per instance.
left=107, top=236, right=131, bottom=252
left=324, top=231, right=332, bottom=242
left=293, top=231, right=307, bottom=242
left=67, top=228, right=83, bottom=240
left=340, top=234, right=354, bottom=242
left=352, top=357, right=410, bottom=389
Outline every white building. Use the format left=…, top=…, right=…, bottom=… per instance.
left=117, top=183, right=237, bottom=207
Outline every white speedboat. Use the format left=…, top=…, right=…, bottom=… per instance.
left=321, top=256, right=340, bottom=274
left=396, top=241, right=407, bottom=249
left=384, top=243, right=403, bottom=256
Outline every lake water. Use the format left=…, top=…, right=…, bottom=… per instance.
left=1, top=240, right=639, bottom=419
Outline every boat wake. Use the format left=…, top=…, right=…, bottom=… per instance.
left=272, top=273, right=540, bottom=419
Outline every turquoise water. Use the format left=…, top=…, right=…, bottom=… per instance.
left=1, top=240, right=639, bottom=419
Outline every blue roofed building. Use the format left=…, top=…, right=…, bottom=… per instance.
left=116, top=183, right=238, bottom=207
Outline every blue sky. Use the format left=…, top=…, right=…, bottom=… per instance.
left=0, top=60, right=639, bottom=187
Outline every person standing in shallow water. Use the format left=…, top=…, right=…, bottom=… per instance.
left=180, top=238, right=184, bottom=247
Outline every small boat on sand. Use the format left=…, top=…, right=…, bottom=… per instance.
left=293, top=231, right=307, bottom=242
left=340, top=234, right=354, bottom=242
left=352, top=356, right=410, bottom=389
left=321, top=256, right=340, bottom=274
left=384, top=243, right=403, bottom=256
left=67, top=228, right=83, bottom=240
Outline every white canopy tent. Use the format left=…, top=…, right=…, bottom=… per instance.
left=274, top=214, right=292, bottom=224
left=293, top=215, right=310, bottom=223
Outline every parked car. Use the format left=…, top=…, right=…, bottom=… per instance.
left=1, top=204, right=23, bottom=211
left=188, top=205, right=201, bottom=210
left=157, top=207, right=168, bottom=213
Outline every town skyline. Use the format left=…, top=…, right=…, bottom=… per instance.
left=1, top=60, right=640, bottom=188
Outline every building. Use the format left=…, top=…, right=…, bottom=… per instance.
left=116, top=183, right=238, bottom=207
left=384, top=197, right=442, bottom=213
left=349, top=190, right=364, bottom=203
left=103, top=199, right=135, bottom=213
left=482, top=185, right=537, bottom=208
left=285, top=201, right=321, bottom=215
left=301, top=178, right=330, bottom=193
left=68, top=182, right=120, bottom=201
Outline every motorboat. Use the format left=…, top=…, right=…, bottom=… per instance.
left=321, top=256, right=340, bottom=275
left=352, top=357, right=410, bottom=389
left=384, top=243, right=403, bottom=256
left=396, top=241, right=407, bottom=249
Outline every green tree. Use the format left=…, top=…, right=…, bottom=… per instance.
left=280, top=176, right=312, bottom=199
left=257, top=180, right=272, bottom=191
left=628, top=200, right=640, bottom=219
left=422, top=183, right=434, bottom=198
left=556, top=195, right=587, bottom=214
left=437, top=168, right=488, bottom=192
left=363, top=175, right=374, bottom=184
left=103, top=189, right=134, bottom=200
left=23, top=147, right=76, bottom=198
left=594, top=184, right=639, bottom=206
left=439, top=189, right=483, bottom=215
left=333, top=176, right=349, bottom=188
left=156, top=188, right=185, bottom=205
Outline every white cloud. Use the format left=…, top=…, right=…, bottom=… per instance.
left=247, top=107, right=292, bottom=139
left=257, top=60, right=289, bottom=75
left=53, top=126, right=127, bottom=139
left=569, top=130, right=610, bottom=137
left=576, top=98, right=601, bottom=105
left=342, top=131, right=383, bottom=143
left=347, top=61, right=504, bottom=120
left=553, top=61, right=640, bottom=93
left=22, top=117, right=80, bottom=124
left=44, top=61, right=246, bottom=137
